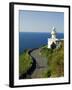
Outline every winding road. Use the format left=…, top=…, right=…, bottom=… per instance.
left=30, top=48, right=48, bottom=78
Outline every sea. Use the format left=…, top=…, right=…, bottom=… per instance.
left=19, top=32, right=64, bottom=54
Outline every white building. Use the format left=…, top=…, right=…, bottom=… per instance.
left=48, top=27, right=63, bottom=49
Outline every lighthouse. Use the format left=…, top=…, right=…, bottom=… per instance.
left=47, top=26, right=57, bottom=48
left=48, top=26, right=64, bottom=49
left=48, top=26, right=61, bottom=49
left=51, top=27, right=56, bottom=39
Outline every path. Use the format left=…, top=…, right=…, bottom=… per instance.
left=30, top=48, right=48, bottom=78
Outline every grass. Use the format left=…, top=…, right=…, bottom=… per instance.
left=19, top=49, right=33, bottom=76
left=19, top=41, right=64, bottom=78
left=40, top=41, right=64, bottom=77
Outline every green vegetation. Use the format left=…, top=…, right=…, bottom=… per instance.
left=40, top=41, right=64, bottom=77
left=19, top=50, right=33, bottom=76
left=19, top=41, right=64, bottom=78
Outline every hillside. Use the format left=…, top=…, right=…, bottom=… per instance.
left=40, top=41, right=64, bottom=77
left=19, top=50, right=33, bottom=78
left=19, top=41, right=64, bottom=79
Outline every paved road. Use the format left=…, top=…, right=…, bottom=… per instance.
left=30, top=48, right=48, bottom=78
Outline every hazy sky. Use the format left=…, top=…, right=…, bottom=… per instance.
left=19, top=10, right=64, bottom=32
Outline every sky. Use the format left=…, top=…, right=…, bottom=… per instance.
left=19, top=10, right=64, bottom=33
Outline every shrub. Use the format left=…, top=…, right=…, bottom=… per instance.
left=19, top=50, right=33, bottom=76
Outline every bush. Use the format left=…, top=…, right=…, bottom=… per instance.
left=19, top=50, right=33, bottom=76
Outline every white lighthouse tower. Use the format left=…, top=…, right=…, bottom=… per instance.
left=51, top=27, right=56, bottom=39
left=48, top=26, right=64, bottom=49
left=48, top=26, right=57, bottom=48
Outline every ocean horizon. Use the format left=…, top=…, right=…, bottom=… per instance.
left=19, top=32, right=64, bottom=54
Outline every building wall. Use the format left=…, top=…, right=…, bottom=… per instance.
left=48, top=38, right=56, bottom=48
